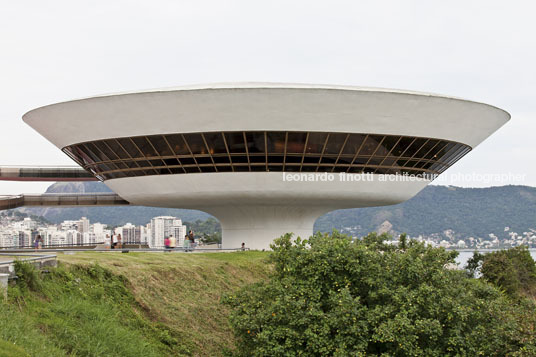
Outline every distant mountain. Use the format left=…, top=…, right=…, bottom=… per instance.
left=18, top=182, right=536, bottom=241
left=314, top=185, right=536, bottom=241
left=19, top=182, right=211, bottom=225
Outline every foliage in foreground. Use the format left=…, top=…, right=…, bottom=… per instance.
left=466, top=246, right=536, bottom=299
left=225, top=231, right=536, bottom=356
left=0, top=262, right=189, bottom=357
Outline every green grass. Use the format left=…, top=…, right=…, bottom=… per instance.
left=0, top=251, right=270, bottom=356
left=0, top=301, right=65, bottom=356
left=0, top=339, right=29, bottom=357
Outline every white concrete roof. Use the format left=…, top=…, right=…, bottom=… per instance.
left=23, top=82, right=510, bottom=148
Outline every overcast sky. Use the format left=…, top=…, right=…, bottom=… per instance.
left=1, top=0, right=535, bottom=195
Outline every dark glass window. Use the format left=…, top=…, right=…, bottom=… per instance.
left=268, top=155, right=284, bottom=163
left=80, top=144, right=101, bottom=163
left=250, top=155, right=265, bottom=163
left=148, top=136, right=173, bottom=156
left=213, top=156, right=230, bottom=164
left=286, top=132, right=307, bottom=154
left=425, top=141, right=448, bottom=160
left=391, top=137, right=414, bottom=156
left=196, top=157, right=212, bottom=165
left=359, top=135, right=382, bottom=156
left=415, top=139, right=438, bottom=158
left=204, top=133, right=228, bottom=154
left=117, top=138, right=141, bottom=158
left=165, top=135, right=190, bottom=155
left=225, top=132, right=246, bottom=153
left=183, top=133, right=207, bottom=154
left=376, top=136, right=399, bottom=156
left=285, top=155, right=302, bottom=164
left=245, top=132, right=265, bottom=154
left=324, top=133, right=347, bottom=155
left=103, top=139, right=128, bottom=159
left=231, top=155, right=248, bottom=163
left=306, top=132, right=328, bottom=154
left=266, top=132, right=286, bottom=153
left=63, top=131, right=470, bottom=181
left=132, top=137, right=158, bottom=157
left=342, top=134, right=365, bottom=155
left=163, top=158, right=180, bottom=166
left=87, top=142, right=112, bottom=162
left=403, top=138, right=427, bottom=158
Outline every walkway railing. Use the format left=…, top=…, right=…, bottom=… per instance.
left=1, top=245, right=250, bottom=253
left=0, top=193, right=129, bottom=211
left=0, top=166, right=96, bottom=182
left=0, top=253, right=58, bottom=277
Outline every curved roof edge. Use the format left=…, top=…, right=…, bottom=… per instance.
left=23, top=82, right=510, bottom=120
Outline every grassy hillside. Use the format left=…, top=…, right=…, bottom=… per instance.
left=0, top=251, right=270, bottom=356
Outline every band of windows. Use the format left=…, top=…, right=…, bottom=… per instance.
left=62, top=131, right=471, bottom=181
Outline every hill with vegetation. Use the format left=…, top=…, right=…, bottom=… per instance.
left=18, top=182, right=536, bottom=241
left=315, top=184, right=536, bottom=240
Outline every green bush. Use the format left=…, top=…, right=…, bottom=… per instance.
left=480, top=246, right=536, bottom=298
left=13, top=261, right=42, bottom=292
left=224, top=231, right=534, bottom=356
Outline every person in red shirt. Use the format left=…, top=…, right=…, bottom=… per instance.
left=164, top=236, right=170, bottom=249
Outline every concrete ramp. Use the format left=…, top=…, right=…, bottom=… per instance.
left=0, top=166, right=96, bottom=182
left=0, top=193, right=129, bottom=211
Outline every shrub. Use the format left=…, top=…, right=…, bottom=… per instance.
left=13, top=261, right=41, bottom=292
left=480, top=246, right=536, bottom=298
left=225, top=231, right=534, bottom=356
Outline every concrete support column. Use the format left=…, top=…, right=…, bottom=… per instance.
left=205, top=205, right=330, bottom=250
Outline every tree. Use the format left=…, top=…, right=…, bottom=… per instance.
left=184, top=218, right=222, bottom=244
left=224, top=231, right=534, bottom=356
left=465, top=251, right=484, bottom=278
left=479, top=246, right=536, bottom=298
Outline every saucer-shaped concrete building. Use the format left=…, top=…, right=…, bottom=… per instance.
left=23, top=83, right=510, bottom=249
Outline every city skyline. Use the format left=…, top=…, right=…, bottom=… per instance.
left=2, top=212, right=534, bottom=250
left=0, top=213, right=188, bottom=249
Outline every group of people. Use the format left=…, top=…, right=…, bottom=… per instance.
left=164, top=234, right=176, bottom=249
left=183, top=230, right=195, bottom=252
left=105, top=233, right=122, bottom=249
left=164, top=230, right=196, bottom=252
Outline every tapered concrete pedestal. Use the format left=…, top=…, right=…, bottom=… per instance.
left=205, top=206, right=329, bottom=249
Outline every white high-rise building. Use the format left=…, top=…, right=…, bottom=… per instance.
left=92, top=223, right=104, bottom=234
left=79, top=217, right=90, bottom=233
left=150, top=216, right=187, bottom=248
left=119, top=222, right=147, bottom=244
left=22, top=217, right=37, bottom=230
left=61, top=220, right=80, bottom=231
left=0, top=230, right=18, bottom=248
